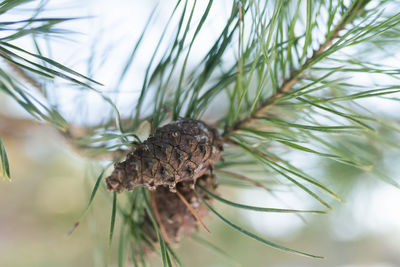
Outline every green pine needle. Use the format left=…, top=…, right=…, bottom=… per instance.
left=0, top=136, right=10, bottom=180
left=195, top=189, right=324, bottom=259
left=198, top=184, right=328, bottom=214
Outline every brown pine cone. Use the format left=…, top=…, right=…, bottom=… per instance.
left=106, top=118, right=223, bottom=193
left=144, top=174, right=217, bottom=243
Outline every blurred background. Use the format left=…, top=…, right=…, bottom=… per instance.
left=1, top=0, right=400, bottom=266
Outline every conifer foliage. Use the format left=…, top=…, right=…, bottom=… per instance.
left=1, top=0, right=400, bottom=265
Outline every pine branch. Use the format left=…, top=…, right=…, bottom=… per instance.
left=2, top=0, right=400, bottom=265
left=225, top=0, right=370, bottom=136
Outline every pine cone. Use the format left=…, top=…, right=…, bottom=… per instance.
left=106, top=118, right=223, bottom=193
left=144, top=174, right=217, bottom=242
